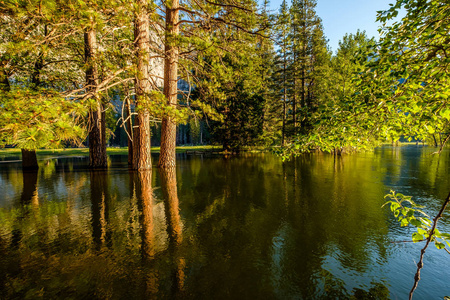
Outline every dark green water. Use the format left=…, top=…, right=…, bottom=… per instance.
left=0, top=146, right=449, bottom=299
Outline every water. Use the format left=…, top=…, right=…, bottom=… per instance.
left=0, top=146, right=449, bottom=299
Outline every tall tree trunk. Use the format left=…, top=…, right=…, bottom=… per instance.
left=85, top=29, right=108, bottom=169
left=301, top=11, right=307, bottom=134
left=158, top=0, right=179, bottom=168
left=282, top=50, right=287, bottom=147
left=133, top=0, right=152, bottom=170
left=301, top=68, right=306, bottom=132
left=292, top=22, right=298, bottom=134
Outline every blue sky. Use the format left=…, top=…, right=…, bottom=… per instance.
left=266, top=0, right=399, bottom=54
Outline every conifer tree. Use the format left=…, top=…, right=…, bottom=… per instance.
left=288, top=0, right=329, bottom=135
left=132, top=0, right=154, bottom=170
left=159, top=0, right=180, bottom=168
left=0, top=1, right=87, bottom=169
left=273, top=0, right=291, bottom=146
left=258, top=0, right=282, bottom=146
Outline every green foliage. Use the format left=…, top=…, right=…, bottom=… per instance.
left=374, top=0, right=450, bottom=144
left=0, top=88, right=86, bottom=149
left=276, top=0, right=450, bottom=159
left=383, top=191, right=450, bottom=251
left=275, top=31, right=381, bottom=158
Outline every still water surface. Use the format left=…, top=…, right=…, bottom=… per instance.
left=0, top=146, right=450, bottom=299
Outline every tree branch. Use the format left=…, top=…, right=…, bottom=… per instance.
left=409, top=190, right=450, bottom=300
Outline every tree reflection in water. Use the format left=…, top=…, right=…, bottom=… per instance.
left=90, top=170, right=111, bottom=250
left=133, top=170, right=158, bottom=296
left=159, top=167, right=185, bottom=297
left=11, top=170, right=39, bottom=249
left=1, top=149, right=449, bottom=298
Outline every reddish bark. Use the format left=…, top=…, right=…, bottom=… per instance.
left=159, top=0, right=179, bottom=168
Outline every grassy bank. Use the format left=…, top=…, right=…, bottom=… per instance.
left=0, top=145, right=223, bottom=158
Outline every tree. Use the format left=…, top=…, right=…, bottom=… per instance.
left=288, top=0, right=330, bottom=136
left=273, top=0, right=290, bottom=146
left=257, top=0, right=281, bottom=147
left=0, top=1, right=88, bottom=169
left=82, top=4, right=107, bottom=169
left=132, top=0, right=155, bottom=170
left=159, top=0, right=180, bottom=168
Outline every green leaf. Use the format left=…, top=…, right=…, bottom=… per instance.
left=441, top=233, right=450, bottom=240
left=435, top=241, right=446, bottom=250
left=410, top=219, right=422, bottom=227
left=440, top=109, right=450, bottom=120
left=412, top=232, right=424, bottom=243
left=417, top=228, right=427, bottom=235
left=390, top=202, right=400, bottom=212
left=401, top=218, right=409, bottom=227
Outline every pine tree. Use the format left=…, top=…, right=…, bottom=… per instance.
left=258, top=0, right=282, bottom=146
left=273, top=0, right=291, bottom=146
left=159, top=0, right=180, bottom=168
left=132, top=0, right=154, bottom=170
left=0, top=1, right=87, bottom=169
left=288, top=0, right=330, bottom=135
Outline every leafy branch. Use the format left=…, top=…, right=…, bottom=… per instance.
left=383, top=190, right=450, bottom=299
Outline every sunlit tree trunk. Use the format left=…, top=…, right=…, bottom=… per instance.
left=133, top=0, right=152, bottom=170
left=158, top=0, right=179, bottom=168
left=85, top=28, right=108, bottom=169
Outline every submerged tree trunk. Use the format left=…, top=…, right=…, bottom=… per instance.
left=21, top=149, right=38, bottom=170
left=159, top=0, right=179, bottom=168
left=85, top=29, right=108, bottom=169
left=132, top=0, right=152, bottom=170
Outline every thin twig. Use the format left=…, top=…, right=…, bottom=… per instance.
left=409, top=190, right=450, bottom=300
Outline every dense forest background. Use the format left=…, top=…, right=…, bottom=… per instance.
left=1, top=0, right=449, bottom=166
